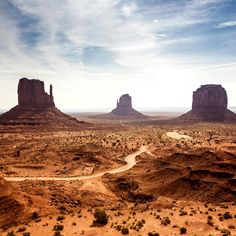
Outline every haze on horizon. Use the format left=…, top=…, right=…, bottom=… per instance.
left=0, top=0, right=236, bottom=111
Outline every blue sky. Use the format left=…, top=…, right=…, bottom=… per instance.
left=0, top=0, right=236, bottom=110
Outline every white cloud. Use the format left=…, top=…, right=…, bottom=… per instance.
left=121, top=2, right=137, bottom=17
left=0, top=0, right=236, bottom=110
left=216, top=20, right=236, bottom=28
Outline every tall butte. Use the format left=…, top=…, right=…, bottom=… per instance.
left=0, top=78, right=87, bottom=127
left=18, top=78, right=55, bottom=108
left=110, top=94, right=146, bottom=119
left=178, top=84, right=236, bottom=122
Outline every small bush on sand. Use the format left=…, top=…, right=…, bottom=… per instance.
left=121, top=227, right=129, bottom=235
left=161, top=216, right=171, bottom=226
left=57, top=215, right=65, bottom=221
left=223, top=212, right=232, bottom=220
left=180, top=227, right=187, bottom=234
left=53, top=224, right=64, bottom=231
left=220, top=228, right=231, bottom=235
left=23, top=232, right=30, bottom=236
left=54, top=232, right=63, bottom=236
left=93, top=208, right=108, bottom=225
left=31, top=212, right=40, bottom=220
left=7, top=232, right=15, bottom=236
left=148, top=232, right=160, bottom=236
left=17, top=226, right=26, bottom=232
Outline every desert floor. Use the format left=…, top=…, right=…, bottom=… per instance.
left=0, top=120, right=236, bottom=236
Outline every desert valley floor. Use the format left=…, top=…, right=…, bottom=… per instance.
left=0, top=119, right=236, bottom=236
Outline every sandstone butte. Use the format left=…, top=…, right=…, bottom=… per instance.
left=0, top=78, right=88, bottom=127
left=178, top=84, right=236, bottom=122
left=110, top=94, right=147, bottom=119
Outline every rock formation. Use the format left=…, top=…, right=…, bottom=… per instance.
left=0, top=78, right=88, bottom=127
left=18, top=78, right=55, bottom=108
left=178, top=84, right=236, bottom=122
left=110, top=94, right=146, bottom=118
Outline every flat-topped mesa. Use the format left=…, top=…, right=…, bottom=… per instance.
left=178, top=84, right=236, bottom=122
left=192, top=84, right=227, bottom=112
left=18, top=78, right=55, bottom=108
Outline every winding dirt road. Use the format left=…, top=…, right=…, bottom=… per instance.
left=4, top=146, right=148, bottom=182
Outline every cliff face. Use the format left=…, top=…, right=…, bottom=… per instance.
left=18, top=78, right=55, bottom=107
left=0, top=78, right=88, bottom=127
left=178, top=84, right=236, bottom=122
left=192, top=85, right=227, bottom=111
left=112, top=94, right=133, bottom=116
left=111, top=94, right=146, bottom=118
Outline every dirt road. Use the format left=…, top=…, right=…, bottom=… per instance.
left=4, top=146, right=148, bottom=182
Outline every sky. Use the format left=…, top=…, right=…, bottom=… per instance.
left=0, top=0, right=236, bottom=111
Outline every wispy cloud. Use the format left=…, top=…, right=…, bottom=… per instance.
left=0, top=0, right=236, bottom=109
left=188, top=62, right=236, bottom=71
left=216, top=20, right=236, bottom=28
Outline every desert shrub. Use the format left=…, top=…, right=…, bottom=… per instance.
left=31, top=212, right=40, bottom=220
left=116, top=225, right=122, bottom=231
left=220, top=228, right=231, bottom=235
left=148, top=232, right=159, bottom=236
left=136, top=220, right=145, bottom=229
left=179, top=211, right=188, bottom=216
left=161, top=216, right=171, bottom=226
left=53, top=224, right=64, bottom=231
left=54, top=232, right=63, bottom=236
left=219, top=216, right=224, bottom=221
left=207, top=219, right=214, bottom=226
left=7, top=232, right=15, bottom=236
left=180, top=227, right=187, bottom=234
left=17, top=226, right=26, bottom=232
left=93, top=208, right=108, bottom=225
left=223, top=212, right=233, bottom=220
left=59, top=206, right=66, bottom=215
left=228, top=224, right=235, bottom=229
left=121, top=227, right=129, bottom=235
left=208, top=216, right=213, bottom=220
left=57, top=215, right=65, bottom=221
left=23, top=232, right=30, bottom=236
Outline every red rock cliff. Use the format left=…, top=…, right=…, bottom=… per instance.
left=18, top=78, right=55, bottom=107
left=192, top=84, right=227, bottom=111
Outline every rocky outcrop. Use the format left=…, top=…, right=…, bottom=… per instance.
left=110, top=94, right=146, bottom=119
left=18, top=78, right=54, bottom=107
left=178, top=84, right=236, bottom=122
left=192, top=85, right=227, bottom=111
left=0, top=78, right=89, bottom=128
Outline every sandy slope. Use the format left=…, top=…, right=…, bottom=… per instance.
left=4, top=146, right=148, bottom=182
